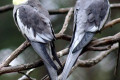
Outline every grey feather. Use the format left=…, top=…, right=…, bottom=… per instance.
left=19, top=6, right=54, bottom=41
left=86, top=0, right=109, bottom=26
left=60, top=49, right=82, bottom=80
left=30, top=41, right=58, bottom=80
left=44, top=61, right=58, bottom=80
left=13, top=1, right=60, bottom=80
left=73, top=32, right=94, bottom=53
left=60, top=0, right=110, bottom=80
left=51, top=42, right=63, bottom=68
left=30, top=41, right=58, bottom=70
left=13, top=5, right=55, bottom=43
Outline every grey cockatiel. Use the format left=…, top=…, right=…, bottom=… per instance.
left=60, top=0, right=110, bottom=80
left=12, top=0, right=62, bottom=80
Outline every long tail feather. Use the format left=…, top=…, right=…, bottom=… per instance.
left=51, top=42, right=63, bottom=68
left=60, top=49, right=82, bottom=80
left=60, top=32, right=95, bottom=80
left=44, top=61, right=58, bottom=80
left=30, top=41, right=58, bottom=80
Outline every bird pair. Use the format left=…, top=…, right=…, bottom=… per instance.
left=12, top=0, right=110, bottom=80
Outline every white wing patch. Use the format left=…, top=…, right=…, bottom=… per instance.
left=71, top=10, right=87, bottom=50
left=16, top=9, right=47, bottom=43
left=72, top=33, right=84, bottom=50
left=86, top=26, right=99, bottom=32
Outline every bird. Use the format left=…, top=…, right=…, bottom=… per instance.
left=12, top=0, right=62, bottom=80
left=60, top=0, right=111, bottom=80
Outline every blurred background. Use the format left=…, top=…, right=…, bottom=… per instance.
left=0, top=0, right=120, bottom=80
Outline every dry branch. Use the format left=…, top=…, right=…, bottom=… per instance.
left=18, top=68, right=36, bottom=80
left=0, top=3, right=120, bottom=14
left=78, top=44, right=118, bottom=67
left=55, top=34, right=71, bottom=41
left=0, top=34, right=70, bottom=69
left=0, top=43, right=118, bottom=75
left=103, top=18, right=120, bottom=30
left=0, top=2, right=120, bottom=80
left=110, top=3, right=120, bottom=8
left=0, top=31, right=120, bottom=75
left=1, top=14, right=120, bottom=75
left=0, top=8, right=73, bottom=75
left=1, top=7, right=72, bottom=68
left=0, top=4, right=13, bottom=13
left=0, top=41, right=30, bottom=68
left=0, top=60, right=43, bottom=75
left=69, top=44, right=118, bottom=76
left=58, top=8, right=74, bottom=34
left=89, top=32, right=120, bottom=47
left=49, top=8, right=71, bottom=15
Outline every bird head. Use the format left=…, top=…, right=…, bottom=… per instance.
left=13, top=0, right=28, bottom=5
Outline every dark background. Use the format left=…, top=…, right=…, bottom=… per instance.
left=0, top=0, right=120, bottom=80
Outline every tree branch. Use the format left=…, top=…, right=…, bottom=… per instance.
left=58, top=8, right=73, bottom=34
left=110, top=3, right=120, bottom=8
left=78, top=44, right=118, bottom=67
left=0, top=4, right=13, bottom=13
left=69, top=44, right=118, bottom=76
left=0, top=3, right=120, bottom=79
left=1, top=17, right=120, bottom=74
left=0, top=60, right=43, bottom=75
left=0, top=41, right=30, bottom=68
left=18, top=68, right=36, bottom=80
left=0, top=7, right=73, bottom=70
left=103, top=18, right=120, bottom=30
left=88, top=32, right=120, bottom=47
left=1, top=3, right=120, bottom=14
left=0, top=43, right=117, bottom=75
left=49, top=8, right=71, bottom=15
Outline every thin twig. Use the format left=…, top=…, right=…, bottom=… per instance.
left=79, top=44, right=118, bottom=67
left=1, top=3, right=120, bottom=14
left=0, top=7, right=73, bottom=71
left=0, top=60, right=43, bottom=75
left=110, top=3, right=120, bottom=8
left=0, top=47, right=67, bottom=75
left=88, top=32, right=120, bottom=47
left=0, top=3, right=120, bottom=79
left=70, top=43, right=118, bottom=76
left=55, top=34, right=71, bottom=41
left=18, top=68, right=36, bottom=80
left=87, top=45, right=111, bottom=51
left=45, top=44, right=119, bottom=80
left=103, top=18, right=120, bottom=30
left=49, top=8, right=71, bottom=15
left=1, top=21, right=120, bottom=74
left=1, top=29, right=120, bottom=73
left=57, top=48, right=69, bottom=57
left=0, top=41, right=30, bottom=68
left=0, top=34, right=70, bottom=69
left=58, top=8, right=73, bottom=34
left=0, top=43, right=118, bottom=76
left=0, top=4, right=13, bottom=13
left=18, top=71, right=33, bottom=80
